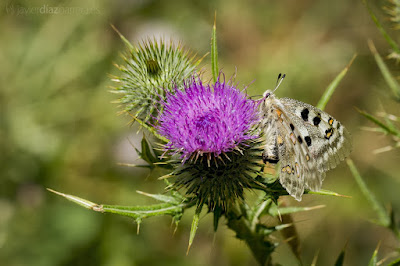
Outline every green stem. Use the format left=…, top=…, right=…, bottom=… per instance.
left=226, top=203, right=275, bottom=266
left=251, top=198, right=272, bottom=231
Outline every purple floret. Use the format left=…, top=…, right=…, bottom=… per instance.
left=158, top=78, right=260, bottom=161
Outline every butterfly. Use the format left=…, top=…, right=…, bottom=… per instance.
left=260, top=74, right=352, bottom=201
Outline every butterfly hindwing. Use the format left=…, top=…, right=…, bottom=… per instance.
left=275, top=104, right=324, bottom=199
left=278, top=107, right=326, bottom=193
left=261, top=98, right=320, bottom=200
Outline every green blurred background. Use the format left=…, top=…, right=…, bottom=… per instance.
left=1, top=0, right=399, bottom=265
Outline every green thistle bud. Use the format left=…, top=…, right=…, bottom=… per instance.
left=111, top=35, right=203, bottom=123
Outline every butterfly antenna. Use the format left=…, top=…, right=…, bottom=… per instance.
left=272, top=73, right=286, bottom=94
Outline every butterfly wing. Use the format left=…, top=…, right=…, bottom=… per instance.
left=261, top=97, right=319, bottom=200
left=261, top=95, right=351, bottom=201
left=277, top=106, right=326, bottom=193
left=277, top=108, right=325, bottom=199
left=279, top=98, right=352, bottom=173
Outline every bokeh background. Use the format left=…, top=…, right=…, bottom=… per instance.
left=1, top=0, right=399, bottom=265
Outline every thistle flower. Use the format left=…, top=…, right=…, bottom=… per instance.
left=111, top=37, right=202, bottom=123
left=158, top=78, right=260, bottom=161
left=157, top=77, right=263, bottom=211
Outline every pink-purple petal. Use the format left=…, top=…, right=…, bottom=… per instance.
left=157, top=78, right=260, bottom=160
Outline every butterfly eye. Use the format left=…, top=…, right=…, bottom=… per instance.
left=265, top=93, right=270, bottom=98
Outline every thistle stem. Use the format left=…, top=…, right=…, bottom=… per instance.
left=226, top=203, right=274, bottom=266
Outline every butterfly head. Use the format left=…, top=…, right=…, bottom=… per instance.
left=262, top=90, right=275, bottom=100
left=261, top=73, right=285, bottom=103
left=260, top=90, right=276, bottom=112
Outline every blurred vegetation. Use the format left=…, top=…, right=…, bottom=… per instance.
left=1, top=0, right=399, bottom=265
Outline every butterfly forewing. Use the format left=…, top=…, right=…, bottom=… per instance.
left=280, top=98, right=352, bottom=172
left=261, top=93, right=351, bottom=201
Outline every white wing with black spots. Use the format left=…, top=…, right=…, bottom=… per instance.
left=260, top=90, right=351, bottom=201
left=280, top=98, right=352, bottom=173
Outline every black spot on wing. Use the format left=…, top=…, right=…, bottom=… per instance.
left=290, top=123, right=295, bottom=131
left=301, top=108, right=309, bottom=121
left=297, top=136, right=303, bottom=144
left=304, top=136, right=312, bottom=146
left=313, top=116, right=321, bottom=126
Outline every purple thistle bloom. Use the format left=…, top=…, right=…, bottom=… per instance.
left=158, top=78, right=260, bottom=161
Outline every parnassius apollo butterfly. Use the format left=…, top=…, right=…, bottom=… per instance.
left=260, top=74, right=351, bottom=201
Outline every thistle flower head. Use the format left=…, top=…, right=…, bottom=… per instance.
left=112, top=37, right=201, bottom=123
left=157, top=76, right=263, bottom=211
left=158, top=78, right=260, bottom=161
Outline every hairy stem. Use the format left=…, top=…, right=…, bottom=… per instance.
left=226, top=203, right=274, bottom=266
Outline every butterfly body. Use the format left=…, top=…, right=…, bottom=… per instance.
left=260, top=90, right=351, bottom=201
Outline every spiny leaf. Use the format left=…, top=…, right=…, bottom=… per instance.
left=211, top=13, right=219, bottom=83
left=47, top=188, right=97, bottom=209
left=111, top=24, right=134, bottom=50
left=275, top=223, right=294, bottom=231
left=101, top=204, right=183, bottom=219
left=250, top=198, right=272, bottom=231
left=334, top=246, right=346, bottom=266
left=306, top=189, right=351, bottom=198
left=346, top=158, right=390, bottom=227
left=48, top=188, right=185, bottom=220
left=311, top=249, right=320, bottom=266
left=268, top=204, right=325, bottom=217
left=317, top=54, right=356, bottom=110
left=362, top=0, right=400, bottom=55
left=131, top=115, right=169, bottom=142
left=382, top=110, right=400, bottom=133
left=276, top=207, right=301, bottom=262
left=368, top=242, right=380, bottom=266
left=136, top=190, right=180, bottom=204
left=117, top=163, right=153, bottom=169
left=257, top=223, right=293, bottom=236
left=388, top=257, right=400, bottom=266
left=187, top=207, right=201, bottom=254
left=140, top=134, right=158, bottom=164
left=368, top=40, right=400, bottom=100
left=213, top=206, right=223, bottom=231
left=356, top=107, right=400, bottom=138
